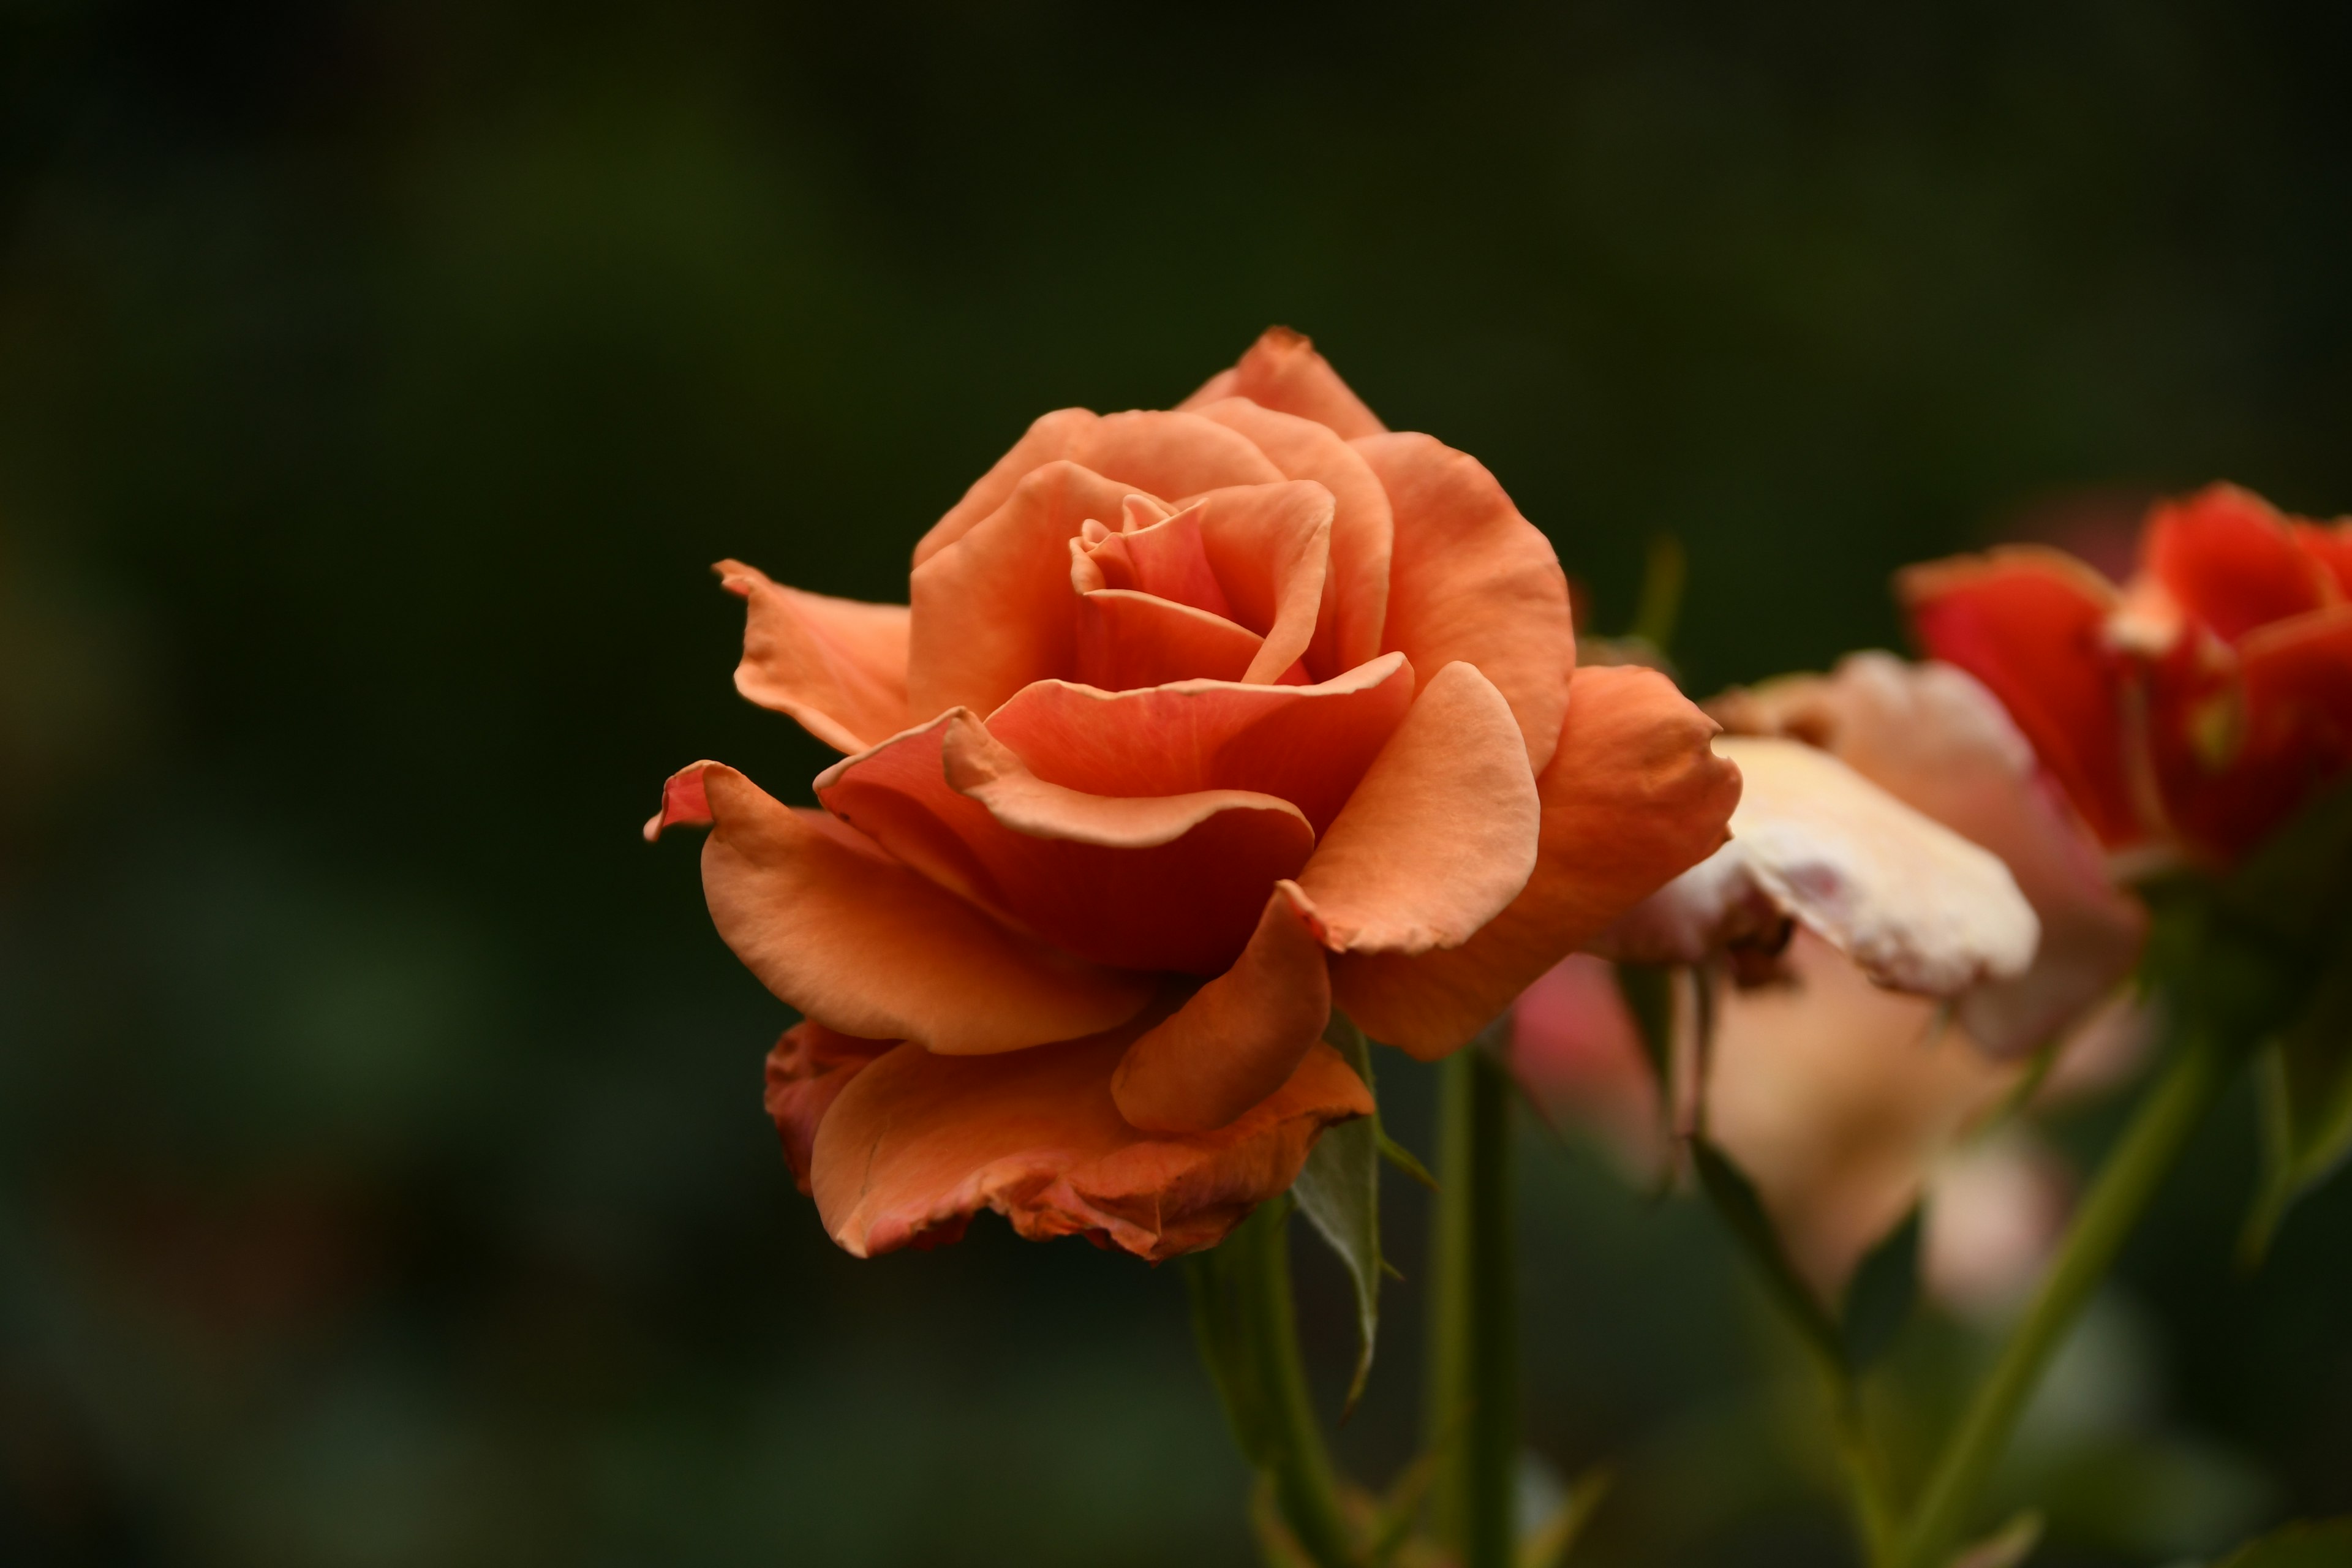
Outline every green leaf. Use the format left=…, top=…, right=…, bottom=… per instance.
left=1948, top=1510, right=2042, bottom=1568
left=1689, top=1136, right=1843, bottom=1366
left=1841, top=1205, right=1922, bottom=1370
left=2212, top=1517, right=2352, bottom=1567
left=1377, top=1128, right=1439, bottom=1192
left=1293, top=1010, right=1384, bottom=1417
left=2242, top=930, right=2352, bottom=1263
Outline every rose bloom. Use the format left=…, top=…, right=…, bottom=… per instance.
left=1902, top=483, right=2352, bottom=864
left=1516, top=654, right=2146, bottom=1299
left=649, top=330, right=1740, bottom=1261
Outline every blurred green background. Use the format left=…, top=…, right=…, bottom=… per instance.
left=2, top=2, right=2349, bottom=1564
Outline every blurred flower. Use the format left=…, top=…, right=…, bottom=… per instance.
left=653, top=329, right=1739, bottom=1259
left=1902, top=483, right=2352, bottom=864
left=1518, top=655, right=2147, bottom=1300
left=1923, top=1129, right=2072, bottom=1324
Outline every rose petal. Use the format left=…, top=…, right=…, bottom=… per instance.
left=2159, top=603, right=2352, bottom=859
left=913, top=407, right=1098, bottom=567
left=1291, top=661, right=1540, bottom=956
left=2292, top=518, right=2352, bottom=598
left=816, top=712, right=1318, bottom=974
left=2145, top=483, right=2333, bottom=644
left=1331, top=666, right=1740, bottom=1060
left=1610, top=737, right=2041, bottom=995
left=716, top=561, right=911, bottom=753
left=764, top=1021, right=894, bottom=1194
left=908, top=460, right=1148, bottom=721
left=1189, top=481, right=1333, bottom=683
left=1193, top=396, right=1394, bottom=676
left=983, top=652, right=1417, bottom=835
left=1073, top=408, right=1287, bottom=500
left=1074, top=589, right=1262, bottom=689
left=1111, top=884, right=1332, bottom=1134
left=1353, top=432, right=1575, bottom=772
left=657, top=762, right=1155, bottom=1054
left=1900, top=546, right=2144, bottom=849
left=1179, top=326, right=1388, bottom=442
left=1711, top=653, right=2146, bottom=1057
left=809, top=1030, right=1373, bottom=1260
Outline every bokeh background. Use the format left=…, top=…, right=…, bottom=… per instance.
left=4, top=2, right=2350, bottom=1564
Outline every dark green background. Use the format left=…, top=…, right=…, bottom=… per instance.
left=2, top=2, right=2348, bottom=1564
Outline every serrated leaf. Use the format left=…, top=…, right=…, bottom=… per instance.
left=1378, top=1128, right=1439, bottom=1192
left=1841, top=1205, right=1922, bottom=1370
left=1293, top=1009, right=1383, bottom=1417
left=1690, top=1136, right=1843, bottom=1366
left=2212, top=1517, right=2352, bottom=1567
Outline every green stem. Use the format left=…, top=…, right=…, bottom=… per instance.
left=1899, top=1028, right=2234, bottom=1568
left=1230, top=1200, right=1360, bottom=1568
left=1425, top=1047, right=1518, bottom=1568
left=1817, top=1359, right=1899, bottom=1568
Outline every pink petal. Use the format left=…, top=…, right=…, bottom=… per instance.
left=913, top=407, right=1098, bottom=567
left=1179, top=327, right=1388, bottom=442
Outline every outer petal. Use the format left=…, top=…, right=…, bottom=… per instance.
left=2162, top=603, right=2352, bottom=859
left=1193, top=396, right=1393, bottom=675
left=816, top=712, right=1317, bottom=974
left=2293, top=518, right=2352, bottom=597
left=1072, top=409, right=1287, bottom=500
left=651, top=762, right=1155, bottom=1054
left=1332, top=666, right=1740, bottom=1059
left=1707, top=930, right=2021, bottom=1302
left=1604, top=738, right=2041, bottom=997
left=1354, top=432, right=1575, bottom=772
left=913, top=407, right=1098, bottom=567
left=984, top=652, right=1417, bottom=835
left=908, top=461, right=1148, bottom=721
left=2144, top=483, right=2332, bottom=644
left=809, top=1030, right=1374, bottom=1259
left=1112, top=885, right=1332, bottom=1134
left=1179, top=326, right=1389, bottom=442
left=1291, top=662, right=1540, bottom=955
left=718, top=562, right=911, bottom=753
left=764, top=1021, right=894, bottom=1193
left=1711, top=653, right=2146, bottom=1056
left=1899, top=546, right=2144, bottom=849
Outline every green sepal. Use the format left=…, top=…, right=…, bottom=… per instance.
left=1292, top=1009, right=1385, bottom=1417
left=1840, top=1205, right=1923, bottom=1371
left=1690, top=1135, right=1844, bottom=1365
left=2241, top=930, right=2352, bottom=1263
left=2211, top=1517, right=2352, bottom=1567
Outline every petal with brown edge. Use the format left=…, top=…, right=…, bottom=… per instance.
left=816, top=712, right=1318, bottom=975
left=656, top=761, right=1155, bottom=1054
left=1193, top=396, right=1393, bottom=677
left=1292, top=661, right=1539, bottom=956
left=1332, top=665, right=1740, bottom=1060
left=1071, top=409, right=1286, bottom=502
left=717, top=561, right=910, bottom=754
left=1899, top=546, right=2143, bottom=850
left=1355, top=432, right=1575, bottom=773
left=810, top=1030, right=1373, bottom=1260
left=913, top=407, right=1098, bottom=567
left=1112, top=884, right=1332, bottom=1134
left=984, top=652, right=1416, bottom=835
left=1074, top=589, right=1262, bottom=689
left=2145, top=483, right=2332, bottom=645
left=1178, top=327, right=1388, bottom=442
left=765, top=1021, right=894, bottom=1194
left=908, top=461, right=1151, bottom=722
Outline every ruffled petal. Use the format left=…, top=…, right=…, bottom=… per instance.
left=808, top=1030, right=1374, bottom=1259
left=1074, top=589, right=1262, bottom=688
left=1072, top=408, right=1286, bottom=499
left=1353, top=432, right=1575, bottom=772
left=1332, top=666, right=1740, bottom=1060
left=1604, top=738, right=2041, bottom=997
left=717, top=561, right=911, bottom=753
left=1899, top=546, right=2143, bottom=849
left=1192, top=396, right=1393, bottom=676
left=913, top=407, right=1098, bottom=567
left=1193, top=481, right=1333, bottom=683
left=1179, top=327, right=1388, bottom=442
left=1710, top=654, right=2145, bottom=1057
left=907, top=460, right=1148, bottom=721
left=1111, top=884, right=1332, bottom=1134
left=984, top=652, right=1417, bottom=835
left=2145, top=483, right=2333, bottom=644
left=2293, top=518, right=2352, bottom=598
left=652, top=762, right=1155, bottom=1054
left=1291, top=662, right=1539, bottom=955
left=816, top=712, right=1317, bottom=974
left=764, top=1022, right=894, bottom=1193
left=2160, top=603, right=2352, bottom=859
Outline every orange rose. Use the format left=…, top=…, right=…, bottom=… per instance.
left=649, top=329, right=1739, bottom=1259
